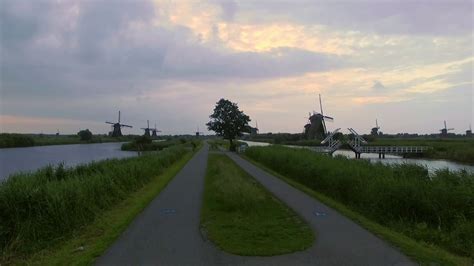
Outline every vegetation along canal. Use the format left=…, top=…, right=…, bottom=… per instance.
left=241, top=141, right=474, bottom=175
left=0, top=142, right=137, bottom=181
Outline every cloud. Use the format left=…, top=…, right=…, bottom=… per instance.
left=0, top=0, right=472, bottom=134
left=237, top=0, right=473, bottom=36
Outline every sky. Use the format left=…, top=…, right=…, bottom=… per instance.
left=0, top=0, right=473, bottom=135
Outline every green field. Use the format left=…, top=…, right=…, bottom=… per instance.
left=0, top=133, right=135, bottom=148
left=0, top=145, right=189, bottom=264
left=201, top=154, right=314, bottom=255
left=244, top=146, right=473, bottom=264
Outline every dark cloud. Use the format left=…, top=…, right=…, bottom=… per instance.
left=214, top=0, right=238, bottom=21
left=0, top=0, right=341, bottom=101
left=371, top=80, right=387, bottom=91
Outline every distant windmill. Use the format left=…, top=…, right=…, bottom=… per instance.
left=249, top=120, right=259, bottom=136
left=195, top=126, right=203, bottom=137
left=371, top=119, right=380, bottom=136
left=466, top=124, right=472, bottom=137
left=304, top=94, right=334, bottom=140
left=440, top=120, right=454, bottom=137
left=106, top=111, right=132, bottom=137
left=141, top=120, right=151, bottom=137
left=151, top=123, right=162, bottom=138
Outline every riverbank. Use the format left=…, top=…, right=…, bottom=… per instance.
left=0, top=133, right=136, bottom=148
left=0, top=145, right=192, bottom=264
left=201, top=154, right=313, bottom=255
left=244, top=146, right=473, bottom=264
left=243, top=137, right=474, bottom=165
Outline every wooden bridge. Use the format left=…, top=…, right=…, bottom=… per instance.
left=238, top=128, right=429, bottom=159
left=346, top=128, right=428, bottom=158
left=353, top=145, right=428, bottom=158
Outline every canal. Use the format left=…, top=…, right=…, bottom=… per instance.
left=0, top=142, right=137, bottom=181
left=241, top=140, right=474, bottom=174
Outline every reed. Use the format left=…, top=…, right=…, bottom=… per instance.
left=245, top=145, right=474, bottom=258
left=0, top=146, right=188, bottom=257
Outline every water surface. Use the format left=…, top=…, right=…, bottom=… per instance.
left=0, top=142, right=137, bottom=181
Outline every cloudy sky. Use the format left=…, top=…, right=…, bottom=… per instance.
left=0, top=0, right=472, bottom=135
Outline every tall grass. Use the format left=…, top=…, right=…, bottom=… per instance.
left=245, top=146, right=474, bottom=258
left=0, top=146, right=188, bottom=257
left=0, top=134, right=35, bottom=148
left=0, top=133, right=136, bottom=148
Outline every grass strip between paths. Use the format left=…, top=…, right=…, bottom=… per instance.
left=240, top=154, right=472, bottom=266
left=201, top=154, right=314, bottom=256
left=16, top=147, right=199, bottom=266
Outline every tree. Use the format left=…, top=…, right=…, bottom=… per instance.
left=207, top=98, right=251, bottom=151
left=77, top=129, right=93, bottom=141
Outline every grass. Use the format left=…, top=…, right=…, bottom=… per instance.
left=121, top=138, right=198, bottom=152
left=17, top=149, right=198, bottom=265
left=0, top=133, right=135, bottom=148
left=244, top=146, right=473, bottom=264
left=244, top=136, right=474, bottom=165
left=0, top=145, right=191, bottom=264
left=201, top=154, right=314, bottom=256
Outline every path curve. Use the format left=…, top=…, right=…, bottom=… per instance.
left=96, top=143, right=414, bottom=265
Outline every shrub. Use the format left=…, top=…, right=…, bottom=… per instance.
left=0, top=134, right=35, bottom=148
left=77, top=129, right=93, bottom=141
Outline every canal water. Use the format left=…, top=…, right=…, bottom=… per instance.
left=241, top=140, right=474, bottom=175
left=0, top=142, right=137, bottom=181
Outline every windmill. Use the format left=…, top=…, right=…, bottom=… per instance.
left=195, top=126, right=203, bottom=137
left=249, top=120, right=259, bottom=136
left=151, top=123, right=162, bottom=138
left=371, top=119, right=380, bottom=136
left=304, top=94, right=334, bottom=140
left=106, top=111, right=132, bottom=137
left=141, top=120, right=151, bottom=137
left=440, top=120, right=454, bottom=137
left=466, top=124, right=472, bottom=137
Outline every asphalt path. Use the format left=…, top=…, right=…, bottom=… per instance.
left=96, top=144, right=414, bottom=265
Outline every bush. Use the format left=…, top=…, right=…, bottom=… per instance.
left=245, top=146, right=474, bottom=258
left=0, top=134, right=35, bottom=148
left=77, top=129, right=93, bottom=141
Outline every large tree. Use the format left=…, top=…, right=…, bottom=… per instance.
left=207, top=98, right=251, bottom=151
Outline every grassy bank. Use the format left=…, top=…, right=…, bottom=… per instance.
left=368, top=138, right=474, bottom=165
left=245, top=146, right=473, bottom=264
left=121, top=138, right=199, bottom=152
left=0, top=145, right=189, bottom=263
left=244, top=136, right=474, bottom=164
left=201, top=154, right=313, bottom=256
left=0, top=133, right=134, bottom=148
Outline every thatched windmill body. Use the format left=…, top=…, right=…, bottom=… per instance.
left=106, top=111, right=132, bottom=137
left=142, top=120, right=152, bottom=137
left=304, top=94, right=333, bottom=140
left=151, top=123, right=162, bottom=138
left=371, top=119, right=380, bottom=136
left=440, top=120, right=454, bottom=137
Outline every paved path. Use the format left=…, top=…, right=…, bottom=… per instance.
left=97, top=144, right=414, bottom=265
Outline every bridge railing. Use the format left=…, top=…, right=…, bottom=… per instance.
left=359, top=146, right=428, bottom=154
